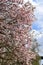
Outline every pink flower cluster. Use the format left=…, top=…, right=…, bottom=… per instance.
left=0, top=0, right=36, bottom=65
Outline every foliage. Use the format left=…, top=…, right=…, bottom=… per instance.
left=32, top=55, right=41, bottom=65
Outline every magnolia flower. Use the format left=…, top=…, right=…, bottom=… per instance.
left=0, top=0, right=37, bottom=65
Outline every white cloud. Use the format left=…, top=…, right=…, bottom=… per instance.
left=30, top=30, right=43, bottom=39
left=36, top=5, right=43, bottom=15
left=29, top=0, right=37, bottom=6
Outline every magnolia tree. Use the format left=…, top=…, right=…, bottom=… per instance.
left=0, top=0, right=39, bottom=65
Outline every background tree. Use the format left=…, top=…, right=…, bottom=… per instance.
left=0, top=0, right=39, bottom=65
left=29, top=30, right=41, bottom=65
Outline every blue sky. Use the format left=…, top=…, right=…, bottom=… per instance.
left=32, top=0, right=43, bottom=32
